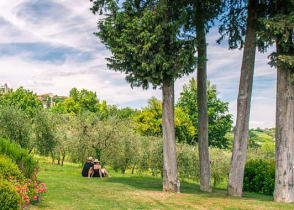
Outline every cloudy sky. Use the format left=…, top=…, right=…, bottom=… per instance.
left=0, top=0, right=276, bottom=128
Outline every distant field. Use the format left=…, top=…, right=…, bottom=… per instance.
left=227, top=129, right=275, bottom=146
left=28, top=160, right=293, bottom=210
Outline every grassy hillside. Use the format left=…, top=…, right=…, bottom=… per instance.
left=226, top=128, right=275, bottom=148
left=28, top=159, right=293, bottom=210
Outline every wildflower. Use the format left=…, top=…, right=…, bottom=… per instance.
left=33, top=196, right=38, bottom=201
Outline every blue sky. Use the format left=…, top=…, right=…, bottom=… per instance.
left=0, top=0, right=276, bottom=128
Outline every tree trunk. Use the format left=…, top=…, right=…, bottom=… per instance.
left=51, top=152, right=55, bottom=164
left=227, top=0, right=257, bottom=197
left=61, top=151, right=66, bottom=167
left=196, top=20, right=211, bottom=192
left=162, top=78, right=178, bottom=192
left=131, top=165, right=135, bottom=174
left=273, top=44, right=294, bottom=203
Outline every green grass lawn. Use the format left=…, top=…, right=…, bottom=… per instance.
left=28, top=161, right=293, bottom=210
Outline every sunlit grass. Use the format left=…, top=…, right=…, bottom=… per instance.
left=28, top=160, right=293, bottom=210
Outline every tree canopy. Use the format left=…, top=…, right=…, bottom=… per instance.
left=177, top=78, right=233, bottom=148
left=92, top=0, right=196, bottom=88
left=134, top=97, right=196, bottom=143
left=0, top=87, right=42, bottom=117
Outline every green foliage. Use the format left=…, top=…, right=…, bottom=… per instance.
left=209, top=147, right=230, bottom=187
left=112, top=106, right=140, bottom=120
left=0, top=176, right=20, bottom=210
left=92, top=0, right=196, bottom=89
left=51, top=88, right=109, bottom=117
left=33, top=110, right=57, bottom=156
left=177, top=78, right=233, bottom=148
left=247, top=142, right=275, bottom=163
left=0, top=138, right=37, bottom=177
left=136, top=136, right=163, bottom=176
left=0, top=105, right=32, bottom=149
left=134, top=97, right=195, bottom=143
left=105, top=123, right=142, bottom=174
left=257, top=1, right=294, bottom=69
left=243, top=159, right=275, bottom=195
left=0, top=155, right=23, bottom=180
left=218, top=0, right=267, bottom=50
left=248, top=130, right=261, bottom=149
left=0, top=87, right=42, bottom=117
left=176, top=144, right=199, bottom=180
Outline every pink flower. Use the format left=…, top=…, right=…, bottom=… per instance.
left=9, top=176, right=12, bottom=179
left=14, top=178, right=17, bottom=182
left=26, top=199, right=30, bottom=204
left=33, top=196, right=38, bottom=201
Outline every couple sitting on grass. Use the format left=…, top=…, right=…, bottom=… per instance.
left=82, top=157, right=111, bottom=179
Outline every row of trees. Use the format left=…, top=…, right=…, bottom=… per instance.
left=0, top=86, right=233, bottom=186
left=0, top=81, right=232, bottom=152
left=90, top=0, right=294, bottom=202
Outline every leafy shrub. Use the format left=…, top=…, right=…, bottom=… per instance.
left=0, top=176, right=20, bottom=210
left=243, top=159, right=275, bottom=195
left=0, top=105, right=32, bottom=149
left=177, top=143, right=199, bottom=180
left=0, top=155, right=23, bottom=180
left=210, top=147, right=230, bottom=187
left=177, top=145, right=230, bottom=186
left=0, top=138, right=38, bottom=177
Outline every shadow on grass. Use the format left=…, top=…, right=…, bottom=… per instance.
left=103, top=176, right=274, bottom=203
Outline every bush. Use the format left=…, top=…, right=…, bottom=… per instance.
left=0, top=138, right=38, bottom=177
left=243, top=159, right=275, bottom=195
left=0, top=155, right=23, bottom=180
left=210, top=147, right=230, bottom=187
left=0, top=105, right=32, bottom=149
left=0, top=176, right=20, bottom=210
left=177, top=144, right=199, bottom=181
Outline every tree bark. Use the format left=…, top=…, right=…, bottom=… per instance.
left=162, top=78, right=178, bottom=192
left=227, top=0, right=257, bottom=197
left=61, top=151, right=66, bottom=167
left=51, top=152, right=55, bottom=165
left=273, top=44, right=294, bottom=203
left=196, top=20, right=212, bottom=192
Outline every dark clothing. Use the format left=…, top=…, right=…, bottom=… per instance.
left=93, top=169, right=105, bottom=177
left=82, top=162, right=94, bottom=177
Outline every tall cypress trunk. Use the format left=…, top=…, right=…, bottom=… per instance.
left=227, top=0, right=257, bottom=197
left=274, top=43, right=294, bottom=203
left=196, top=20, right=211, bottom=192
left=162, top=78, right=178, bottom=192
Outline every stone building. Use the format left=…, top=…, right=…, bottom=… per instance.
left=0, top=83, right=10, bottom=95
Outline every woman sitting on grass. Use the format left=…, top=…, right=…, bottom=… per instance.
left=92, top=159, right=111, bottom=178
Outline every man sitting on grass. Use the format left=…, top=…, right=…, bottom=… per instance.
left=82, top=157, right=94, bottom=178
